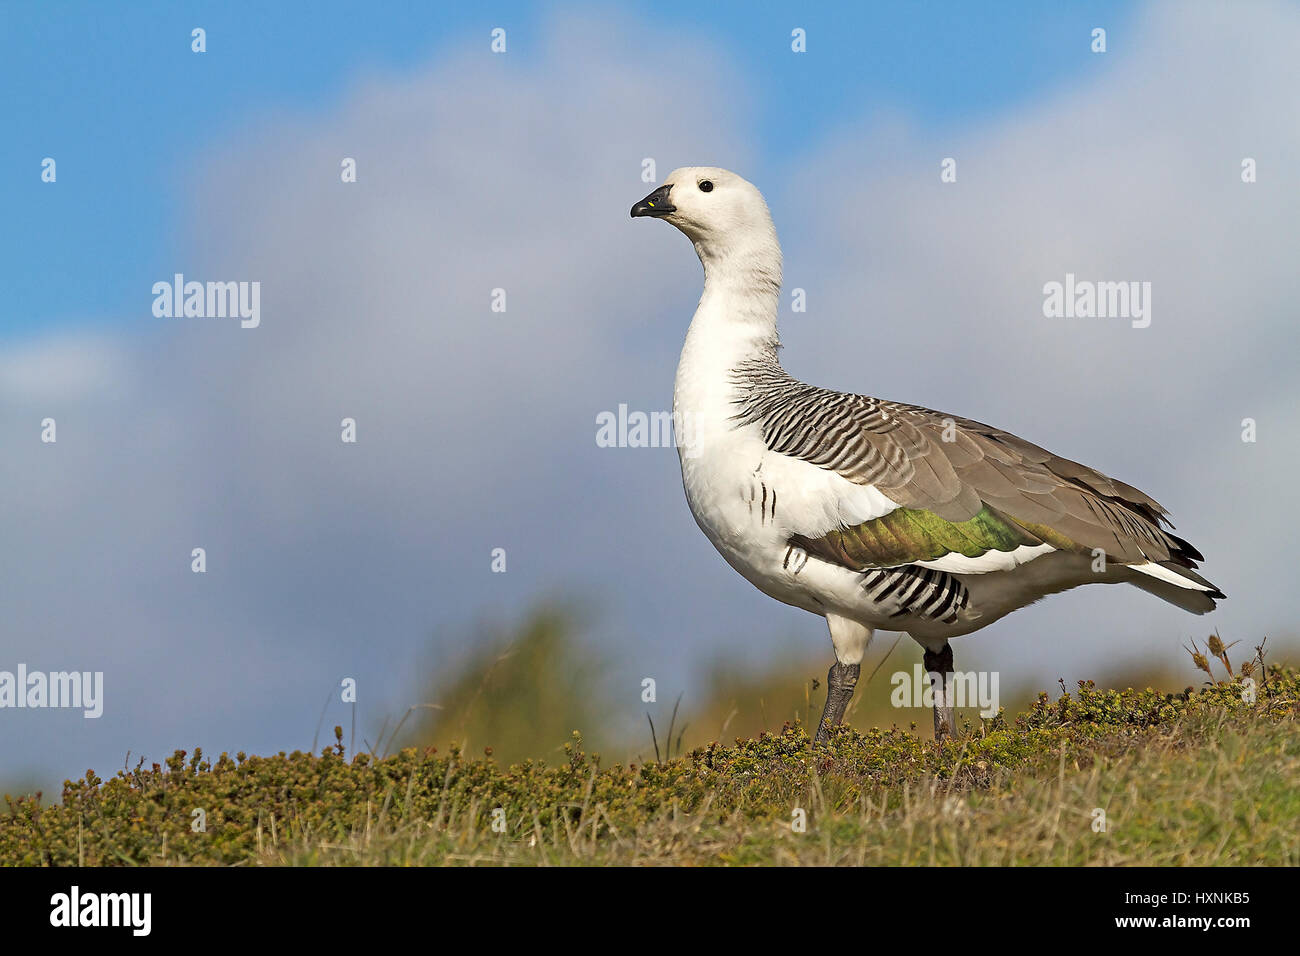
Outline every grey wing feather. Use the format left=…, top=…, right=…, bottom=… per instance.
left=730, top=359, right=1207, bottom=571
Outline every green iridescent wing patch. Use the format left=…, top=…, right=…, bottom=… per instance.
left=793, top=505, right=1079, bottom=571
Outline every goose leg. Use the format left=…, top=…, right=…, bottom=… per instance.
left=924, top=642, right=956, bottom=742
left=814, top=661, right=859, bottom=743
left=814, top=615, right=873, bottom=744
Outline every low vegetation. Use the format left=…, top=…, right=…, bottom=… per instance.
left=3, top=639, right=1295, bottom=866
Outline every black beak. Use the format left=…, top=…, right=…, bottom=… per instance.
left=631, top=184, right=675, bottom=218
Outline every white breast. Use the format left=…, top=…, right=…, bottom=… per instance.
left=673, top=297, right=900, bottom=616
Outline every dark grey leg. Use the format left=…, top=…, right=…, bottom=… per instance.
left=814, top=661, right=860, bottom=744
left=923, top=643, right=955, bottom=742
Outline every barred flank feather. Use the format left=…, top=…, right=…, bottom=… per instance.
left=858, top=565, right=971, bottom=625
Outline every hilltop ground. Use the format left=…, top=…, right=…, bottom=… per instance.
left=3, top=645, right=1296, bottom=866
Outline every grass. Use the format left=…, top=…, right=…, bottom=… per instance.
left=3, top=653, right=1297, bottom=866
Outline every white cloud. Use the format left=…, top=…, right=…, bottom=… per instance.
left=0, top=334, right=123, bottom=401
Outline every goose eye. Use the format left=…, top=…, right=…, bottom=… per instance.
left=699, top=180, right=714, bottom=192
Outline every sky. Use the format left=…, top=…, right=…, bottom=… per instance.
left=1, top=0, right=1297, bottom=791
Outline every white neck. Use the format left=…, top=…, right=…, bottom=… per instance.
left=673, top=226, right=784, bottom=452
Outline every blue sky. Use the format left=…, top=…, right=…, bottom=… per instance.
left=2, top=0, right=1135, bottom=338
left=3, top=0, right=1295, bottom=791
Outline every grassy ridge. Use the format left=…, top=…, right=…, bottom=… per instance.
left=3, top=666, right=1297, bottom=866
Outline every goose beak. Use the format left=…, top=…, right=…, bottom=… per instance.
left=631, top=184, right=675, bottom=218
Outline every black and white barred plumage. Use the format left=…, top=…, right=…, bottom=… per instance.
left=730, top=357, right=916, bottom=488
left=858, top=565, right=971, bottom=626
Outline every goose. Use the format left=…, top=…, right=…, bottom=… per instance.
left=631, top=167, right=1223, bottom=743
